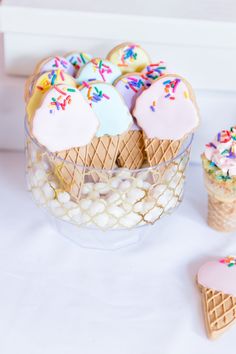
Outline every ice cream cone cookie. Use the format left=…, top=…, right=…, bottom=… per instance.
left=197, top=256, right=236, bottom=339
left=141, top=61, right=168, bottom=82
left=202, top=127, right=236, bottom=232
left=32, top=85, right=99, bottom=152
left=113, top=74, right=147, bottom=169
left=80, top=82, right=133, bottom=170
left=107, top=42, right=151, bottom=74
left=65, top=51, right=93, bottom=73
left=133, top=74, right=200, bottom=166
left=26, top=70, right=76, bottom=122
left=76, top=58, right=121, bottom=86
left=34, top=56, right=75, bottom=77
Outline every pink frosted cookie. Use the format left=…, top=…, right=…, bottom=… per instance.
left=197, top=256, right=236, bottom=339
left=133, top=74, right=199, bottom=140
left=32, top=85, right=99, bottom=152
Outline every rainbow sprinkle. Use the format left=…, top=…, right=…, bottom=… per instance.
left=52, top=57, right=68, bottom=69
left=36, top=70, right=65, bottom=92
left=91, top=59, right=112, bottom=82
left=150, top=100, right=156, bottom=112
left=217, top=130, right=231, bottom=143
left=219, top=256, right=236, bottom=267
left=122, top=76, right=145, bottom=93
left=118, top=45, right=138, bottom=67
left=163, top=78, right=181, bottom=100
left=69, top=53, right=91, bottom=70
left=85, top=84, right=110, bottom=106
left=49, top=87, right=75, bottom=114
left=143, top=62, right=166, bottom=80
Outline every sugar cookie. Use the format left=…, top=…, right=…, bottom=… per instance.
left=76, top=58, right=121, bottom=85
left=197, top=256, right=236, bottom=339
left=107, top=42, right=151, bottom=74
left=26, top=70, right=76, bottom=122
left=32, top=85, right=99, bottom=152
left=80, top=82, right=133, bottom=137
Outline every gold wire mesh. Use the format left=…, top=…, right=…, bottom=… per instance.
left=25, top=136, right=191, bottom=230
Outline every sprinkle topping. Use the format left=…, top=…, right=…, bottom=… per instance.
left=118, top=45, right=138, bottom=67
left=68, top=52, right=91, bottom=70
left=48, top=86, right=76, bottom=114
left=36, top=70, right=65, bottom=92
left=220, top=256, right=236, bottom=267
left=80, top=83, right=110, bottom=107
left=142, top=61, right=167, bottom=81
left=90, top=58, right=113, bottom=82
left=52, top=57, right=69, bottom=69
left=163, top=78, right=181, bottom=100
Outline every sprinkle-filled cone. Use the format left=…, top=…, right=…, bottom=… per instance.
left=144, top=133, right=185, bottom=166
left=203, top=171, right=236, bottom=232
left=117, top=130, right=145, bottom=169
left=53, top=146, right=88, bottom=201
left=199, top=284, right=236, bottom=339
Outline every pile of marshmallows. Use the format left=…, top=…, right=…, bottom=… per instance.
left=26, top=42, right=200, bottom=170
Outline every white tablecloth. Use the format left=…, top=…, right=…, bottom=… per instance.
left=0, top=151, right=236, bottom=354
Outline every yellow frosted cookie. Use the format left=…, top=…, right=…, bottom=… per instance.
left=107, top=42, right=151, bottom=74
left=26, top=69, right=76, bottom=122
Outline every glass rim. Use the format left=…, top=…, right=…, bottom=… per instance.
left=25, top=116, right=194, bottom=173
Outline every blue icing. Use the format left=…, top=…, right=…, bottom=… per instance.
left=80, top=83, right=132, bottom=137
left=76, top=58, right=121, bottom=85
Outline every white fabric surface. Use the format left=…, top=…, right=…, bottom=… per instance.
left=0, top=151, right=236, bottom=354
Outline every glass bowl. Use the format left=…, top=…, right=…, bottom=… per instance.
left=25, top=119, right=193, bottom=250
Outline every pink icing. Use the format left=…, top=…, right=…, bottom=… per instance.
left=198, top=260, right=236, bottom=296
left=205, top=129, right=236, bottom=177
left=32, top=85, right=99, bottom=152
left=133, top=76, right=199, bottom=140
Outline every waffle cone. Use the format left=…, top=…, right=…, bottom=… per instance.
left=144, top=134, right=184, bottom=167
left=208, top=195, right=236, bottom=232
left=117, top=130, right=145, bottom=169
left=87, top=135, right=120, bottom=170
left=53, top=146, right=88, bottom=201
left=52, top=135, right=120, bottom=199
left=199, top=284, right=236, bottom=339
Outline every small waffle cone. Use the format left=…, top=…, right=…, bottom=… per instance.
left=203, top=169, right=236, bottom=232
left=52, top=135, right=121, bottom=200
left=53, top=146, right=88, bottom=201
left=208, top=195, right=236, bottom=232
left=87, top=135, right=120, bottom=170
left=199, top=284, right=236, bottom=339
left=117, top=130, right=145, bottom=169
left=144, top=134, right=184, bottom=166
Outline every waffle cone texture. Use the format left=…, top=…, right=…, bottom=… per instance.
left=143, top=134, right=184, bottom=166
left=203, top=171, right=236, bottom=232
left=117, top=130, right=145, bottom=169
left=53, top=135, right=121, bottom=201
left=199, top=283, right=236, bottom=339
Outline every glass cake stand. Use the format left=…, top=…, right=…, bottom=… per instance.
left=25, top=119, right=193, bottom=250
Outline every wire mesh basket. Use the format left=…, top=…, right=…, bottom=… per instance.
left=25, top=119, right=193, bottom=249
